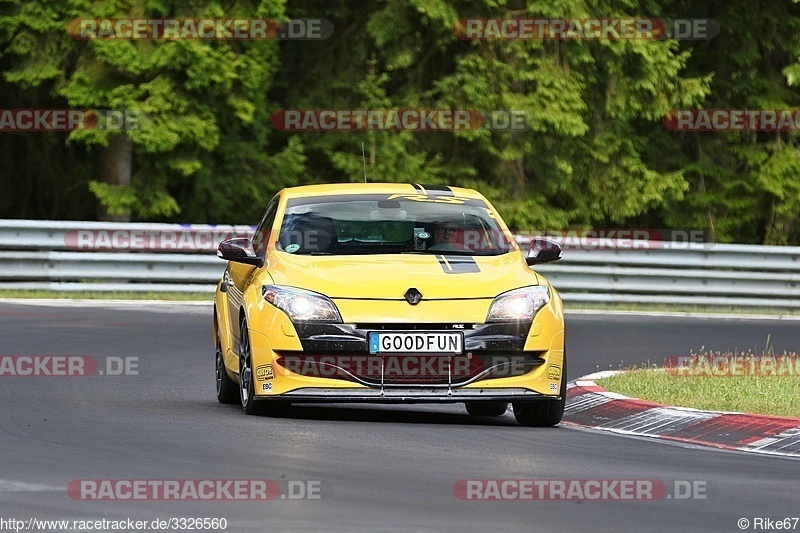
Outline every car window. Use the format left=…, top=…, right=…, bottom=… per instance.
left=252, top=198, right=279, bottom=257
left=277, top=194, right=514, bottom=256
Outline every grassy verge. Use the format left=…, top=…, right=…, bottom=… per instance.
left=597, top=370, right=800, bottom=418
left=0, top=290, right=212, bottom=301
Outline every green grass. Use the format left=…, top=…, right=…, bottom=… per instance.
left=0, top=289, right=212, bottom=301
left=597, top=370, right=800, bottom=418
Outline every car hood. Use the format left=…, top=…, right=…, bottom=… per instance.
left=264, top=252, right=539, bottom=300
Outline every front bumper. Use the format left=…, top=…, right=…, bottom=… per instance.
left=243, top=290, right=565, bottom=399
left=255, top=387, right=553, bottom=403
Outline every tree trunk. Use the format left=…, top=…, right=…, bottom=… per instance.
left=97, top=134, right=132, bottom=222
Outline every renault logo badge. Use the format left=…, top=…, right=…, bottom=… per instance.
left=404, top=288, right=422, bottom=305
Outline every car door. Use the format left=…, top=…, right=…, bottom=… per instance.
left=226, top=198, right=279, bottom=354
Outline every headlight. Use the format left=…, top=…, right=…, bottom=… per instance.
left=486, top=286, right=550, bottom=322
left=262, top=285, right=342, bottom=323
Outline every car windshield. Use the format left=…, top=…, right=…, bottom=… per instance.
left=276, top=194, right=514, bottom=256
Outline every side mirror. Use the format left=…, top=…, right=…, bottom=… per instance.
left=526, top=237, right=563, bottom=266
left=217, top=238, right=263, bottom=267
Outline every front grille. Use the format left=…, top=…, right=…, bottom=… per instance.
left=356, top=323, right=475, bottom=331
left=276, top=352, right=545, bottom=387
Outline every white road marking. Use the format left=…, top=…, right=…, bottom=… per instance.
left=0, top=479, right=63, bottom=492
left=566, top=376, right=800, bottom=458
left=0, top=298, right=211, bottom=313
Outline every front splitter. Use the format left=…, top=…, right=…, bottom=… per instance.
left=256, top=387, right=557, bottom=404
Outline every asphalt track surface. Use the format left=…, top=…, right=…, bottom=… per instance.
left=1, top=301, right=799, bottom=532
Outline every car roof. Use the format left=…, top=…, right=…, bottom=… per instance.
left=280, top=183, right=484, bottom=200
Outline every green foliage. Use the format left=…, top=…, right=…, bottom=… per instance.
left=88, top=179, right=180, bottom=218
left=1, top=0, right=289, bottom=220
left=658, top=0, right=800, bottom=244
left=1, top=0, right=800, bottom=244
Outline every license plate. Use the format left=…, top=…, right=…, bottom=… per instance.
left=368, top=332, right=463, bottom=354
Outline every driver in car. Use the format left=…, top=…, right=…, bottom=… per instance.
left=431, top=222, right=467, bottom=251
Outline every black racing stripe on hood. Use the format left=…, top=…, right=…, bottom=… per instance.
left=436, top=254, right=481, bottom=274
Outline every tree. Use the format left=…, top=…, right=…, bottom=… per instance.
left=659, top=0, right=800, bottom=244
left=0, top=0, right=302, bottom=222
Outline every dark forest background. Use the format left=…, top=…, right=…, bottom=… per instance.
left=2, top=0, right=800, bottom=244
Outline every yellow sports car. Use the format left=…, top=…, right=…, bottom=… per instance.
left=214, top=183, right=565, bottom=426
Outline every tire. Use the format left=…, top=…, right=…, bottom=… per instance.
left=513, top=352, right=567, bottom=427
left=215, top=333, right=239, bottom=404
left=239, top=319, right=290, bottom=417
left=465, top=401, right=509, bottom=417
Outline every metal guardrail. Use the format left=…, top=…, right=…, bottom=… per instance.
left=530, top=243, right=800, bottom=306
left=1, top=220, right=799, bottom=307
